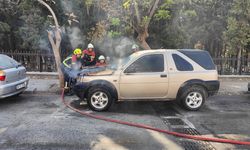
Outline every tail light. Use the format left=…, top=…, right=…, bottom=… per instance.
left=0, top=70, right=6, bottom=81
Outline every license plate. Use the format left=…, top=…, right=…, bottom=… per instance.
left=16, top=82, right=26, bottom=90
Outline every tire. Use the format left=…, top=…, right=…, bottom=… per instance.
left=87, top=87, right=113, bottom=111
left=179, top=86, right=207, bottom=111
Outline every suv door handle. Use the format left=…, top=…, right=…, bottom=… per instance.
left=160, top=74, right=167, bottom=78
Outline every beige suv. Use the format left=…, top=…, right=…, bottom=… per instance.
left=74, top=49, right=220, bottom=111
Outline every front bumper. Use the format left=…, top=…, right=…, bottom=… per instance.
left=205, top=80, right=220, bottom=96
left=0, top=77, right=29, bottom=99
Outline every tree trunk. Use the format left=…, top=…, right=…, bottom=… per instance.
left=48, top=30, right=64, bottom=88
left=236, top=48, right=242, bottom=75
left=38, top=0, right=64, bottom=88
left=137, top=28, right=151, bottom=50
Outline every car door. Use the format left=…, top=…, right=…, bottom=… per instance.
left=119, top=53, right=168, bottom=99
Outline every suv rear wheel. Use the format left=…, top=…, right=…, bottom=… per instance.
left=179, top=86, right=207, bottom=111
left=87, top=87, right=113, bottom=111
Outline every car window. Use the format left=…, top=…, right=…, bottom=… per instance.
left=172, top=54, right=193, bottom=71
left=124, top=54, right=164, bottom=73
left=0, top=54, right=18, bottom=70
left=179, top=50, right=215, bottom=70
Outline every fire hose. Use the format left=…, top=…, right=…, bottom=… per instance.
left=61, top=89, right=250, bottom=146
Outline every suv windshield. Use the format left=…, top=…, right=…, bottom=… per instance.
left=110, top=53, right=138, bottom=70
left=0, top=54, right=19, bottom=70
left=121, top=53, right=138, bottom=66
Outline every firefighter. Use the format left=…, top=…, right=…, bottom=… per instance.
left=83, top=43, right=96, bottom=66
left=96, top=55, right=107, bottom=67
left=63, top=48, right=83, bottom=69
left=194, top=41, right=204, bottom=50
left=62, top=48, right=83, bottom=95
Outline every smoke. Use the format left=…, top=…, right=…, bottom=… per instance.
left=91, top=36, right=135, bottom=69
left=66, top=27, right=85, bottom=48
left=94, top=36, right=134, bottom=58
left=39, top=39, right=51, bottom=51
left=60, top=0, right=73, bottom=13
left=60, top=0, right=85, bottom=49
left=58, top=0, right=136, bottom=67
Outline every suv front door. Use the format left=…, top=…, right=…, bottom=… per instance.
left=119, top=54, right=168, bottom=99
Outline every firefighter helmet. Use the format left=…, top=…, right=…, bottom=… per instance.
left=88, top=43, right=94, bottom=49
left=98, top=55, right=105, bottom=60
left=73, top=48, right=82, bottom=55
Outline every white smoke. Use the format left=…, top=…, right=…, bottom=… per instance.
left=39, top=39, right=50, bottom=51
left=60, top=0, right=73, bottom=13
left=67, top=27, right=85, bottom=48
left=60, top=0, right=85, bottom=49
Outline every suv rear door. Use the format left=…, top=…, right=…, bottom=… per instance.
left=119, top=53, right=168, bottom=99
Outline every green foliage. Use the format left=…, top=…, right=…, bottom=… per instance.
left=154, top=9, right=171, bottom=20
left=141, top=16, right=150, bottom=26
left=0, top=22, right=10, bottom=33
left=183, top=10, right=197, bottom=17
left=110, top=18, right=121, bottom=26
left=223, top=0, right=250, bottom=55
left=0, top=0, right=249, bottom=60
left=123, top=0, right=131, bottom=9
left=85, top=0, right=93, bottom=6
left=108, top=30, right=122, bottom=38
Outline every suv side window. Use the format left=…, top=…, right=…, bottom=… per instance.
left=172, top=54, right=193, bottom=71
left=124, top=54, right=164, bottom=73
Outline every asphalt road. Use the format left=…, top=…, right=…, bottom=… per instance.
left=0, top=93, right=250, bottom=150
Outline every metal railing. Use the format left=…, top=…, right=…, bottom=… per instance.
left=214, top=57, right=250, bottom=75
left=1, top=50, right=250, bottom=75
left=0, top=50, right=68, bottom=72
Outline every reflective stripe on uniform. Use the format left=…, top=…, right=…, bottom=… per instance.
left=63, top=56, right=72, bottom=68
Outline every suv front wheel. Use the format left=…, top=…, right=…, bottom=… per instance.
left=87, top=87, right=113, bottom=111
left=180, top=86, right=207, bottom=111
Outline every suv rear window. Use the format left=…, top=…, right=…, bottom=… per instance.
left=125, top=54, right=164, bottom=73
left=0, top=54, right=18, bottom=70
left=179, top=50, right=215, bottom=70
left=172, top=54, right=193, bottom=71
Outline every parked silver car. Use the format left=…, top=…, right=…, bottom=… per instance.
left=0, top=54, right=29, bottom=98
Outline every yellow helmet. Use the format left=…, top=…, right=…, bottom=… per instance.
left=73, top=48, right=82, bottom=55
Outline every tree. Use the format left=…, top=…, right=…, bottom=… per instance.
left=0, top=0, right=20, bottom=50
left=86, top=0, right=173, bottom=50
left=37, top=0, right=64, bottom=88
left=171, top=0, right=233, bottom=57
left=223, top=0, right=250, bottom=74
left=121, top=0, right=173, bottom=49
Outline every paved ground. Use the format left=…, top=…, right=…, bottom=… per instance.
left=0, top=92, right=250, bottom=150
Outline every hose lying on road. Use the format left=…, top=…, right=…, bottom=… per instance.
left=61, top=89, right=250, bottom=146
